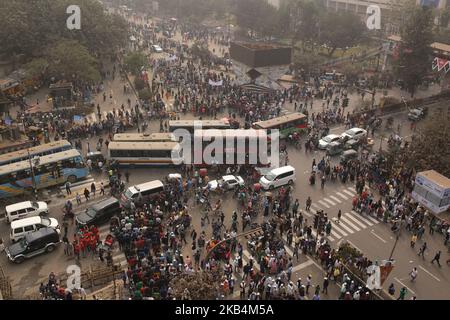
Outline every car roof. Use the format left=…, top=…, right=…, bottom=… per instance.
left=25, top=227, right=57, bottom=242
left=270, top=166, right=295, bottom=175
left=342, top=149, right=358, bottom=155
left=6, top=201, right=34, bottom=212
left=10, top=216, right=43, bottom=228
left=348, top=127, right=364, bottom=133
left=91, top=197, right=119, bottom=211
left=222, top=175, right=237, bottom=181
left=323, top=134, right=340, bottom=139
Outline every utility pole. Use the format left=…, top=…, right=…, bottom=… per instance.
left=388, top=227, right=401, bottom=261
left=27, top=149, right=39, bottom=200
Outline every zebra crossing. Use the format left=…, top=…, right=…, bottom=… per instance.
left=299, top=186, right=380, bottom=243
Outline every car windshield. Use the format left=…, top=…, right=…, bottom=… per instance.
left=31, top=201, right=39, bottom=209
left=40, top=217, right=51, bottom=226
left=124, top=189, right=134, bottom=199
left=265, top=173, right=277, bottom=181
left=18, top=238, right=28, bottom=249
left=322, top=136, right=333, bottom=143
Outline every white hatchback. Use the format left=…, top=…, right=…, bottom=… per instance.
left=340, top=127, right=367, bottom=141
left=259, top=166, right=296, bottom=190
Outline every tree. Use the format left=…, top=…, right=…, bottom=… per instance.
left=395, top=6, right=434, bottom=97
left=124, top=52, right=148, bottom=76
left=319, top=12, right=366, bottom=57
left=385, top=114, right=450, bottom=178
left=46, top=40, right=101, bottom=82
left=24, top=58, right=49, bottom=79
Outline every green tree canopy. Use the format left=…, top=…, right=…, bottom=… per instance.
left=395, top=6, right=434, bottom=97
left=124, top=52, right=148, bottom=76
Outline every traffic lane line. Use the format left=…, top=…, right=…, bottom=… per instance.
left=329, top=195, right=342, bottom=203
left=346, top=240, right=363, bottom=253
left=370, top=230, right=387, bottom=243
left=418, top=265, right=441, bottom=282
left=292, top=260, right=314, bottom=273
left=394, top=277, right=416, bottom=295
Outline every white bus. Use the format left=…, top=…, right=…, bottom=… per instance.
left=108, top=141, right=183, bottom=166
left=113, top=133, right=177, bottom=142
left=168, top=119, right=230, bottom=133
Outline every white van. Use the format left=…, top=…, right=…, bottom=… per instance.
left=259, top=165, right=296, bottom=190
left=10, top=216, right=60, bottom=242
left=120, top=180, right=164, bottom=208
left=5, top=201, right=49, bottom=223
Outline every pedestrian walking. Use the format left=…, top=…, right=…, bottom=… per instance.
left=100, top=182, right=105, bottom=196
left=84, top=188, right=90, bottom=201
left=397, top=287, right=407, bottom=300
left=306, top=196, right=312, bottom=211
left=65, top=181, right=72, bottom=195
left=431, top=251, right=441, bottom=267
left=76, top=193, right=81, bottom=205
left=306, top=275, right=312, bottom=295
left=409, top=267, right=418, bottom=282
left=337, top=210, right=341, bottom=223
left=91, top=182, right=96, bottom=197
left=418, top=242, right=427, bottom=258
left=388, top=283, right=395, bottom=296
left=322, top=277, right=329, bottom=294
left=410, top=234, right=417, bottom=248
left=125, top=171, right=130, bottom=183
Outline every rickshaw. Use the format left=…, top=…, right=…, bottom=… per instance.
left=326, top=141, right=344, bottom=156
left=339, top=149, right=358, bottom=165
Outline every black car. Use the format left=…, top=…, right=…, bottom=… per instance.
left=76, top=197, right=121, bottom=227
left=5, top=227, right=61, bottom=264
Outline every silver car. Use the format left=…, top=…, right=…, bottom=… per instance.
left=318, top=134, right=341, bottom=150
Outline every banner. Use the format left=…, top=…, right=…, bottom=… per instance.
left=208, top=79, right=223, bottom=87
left=73, top=115, right=83, bottom=123
left=432, top=57, right=449, bottom=71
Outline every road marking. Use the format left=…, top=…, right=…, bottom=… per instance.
left=292, top=260, right=315, bottom=273
left=343, top=190, right=354, bottom=197
left=323, top=198, right=336, bottom=206
left=340, top=217, right=361, bottom=231
left=302, top=210, right=313, bottom=218
left=370, top=230, right=387, bottom=243
left=418, top=265, right=441, bottom=282
left=330, top=221, right=348, bottom=237
left=329, top=228, right=342, bottom=240
left=365, top=214, right=379, bottom=224
left=335, top=192, right=349, bottom=200
left=311, top=203, right=322, bottom=211
left=329, top=195, right=342, bottom=203
left=318, top=200, right=331, bottom=208
left=394, top=277, right=416, bottom=295
left=344, top=213, right=368, bottom=229
left=335, top=220, right=354, bottom=234
left=350, top=211, right=374, bottom=226
left=347, top=186, right=356, bottom=192
left=284, top=245, right=294, bottom=256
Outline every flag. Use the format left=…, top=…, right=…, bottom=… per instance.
left=437, top=58, right=449, bottom=71
left=444, top=61, right=450, bottom=73
left=432, top=57, right=439, bottom=70
left=73, top=115, right=83, bottom=122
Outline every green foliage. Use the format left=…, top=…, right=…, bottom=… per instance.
left=46, top=40, right=101, bottom=82
left=0, top=0, right=127, bottom=59
left=395, top=6, right=434, bottom=97
left=138, top=88, right=152, bottom=101
left=134, top=77, right=146, bottom=91
left=24, top=58, right=49, bottom=79
left=124, top=52, right=148, bottom=76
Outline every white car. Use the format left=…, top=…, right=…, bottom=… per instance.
left=318, top=134, right=341, bottom=150
left=206, top=175, right=244, bottom=191
left=259, top=166, right=296, bottom=190
left=5, top=201, right=49, bottom=223
left=152, top=45, right=163, bottom=53
left=340, top=127, right=367, bottom=141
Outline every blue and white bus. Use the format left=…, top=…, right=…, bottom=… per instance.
left=0, top=140, right=73, bottom=166
left=0, top=149, right=89, bottom=199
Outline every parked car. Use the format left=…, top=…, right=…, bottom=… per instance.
left=326, top=141, right=344, bottom=156
left=10, top=216, right=60, bottom=242
left=259, top=166, right=296, bottom=190
left=76, top=197, right=121, bottom=226
left=318, top=134, right=342, bottom=150
left=152, top=45, right=163, bottom=53
left=5, top=227, right=61, bottom=264
left=340, top=127, right=367, bottom=142
left=408, top=108, right=426, bottom=121
left=5, top=201, right=49, bottom=223
left=206, top=175, right=245, bottom=191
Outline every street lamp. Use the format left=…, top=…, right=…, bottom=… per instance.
left=27, top=149, right=40, bottom=200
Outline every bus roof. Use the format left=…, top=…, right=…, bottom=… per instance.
left=252, top=113, right=307, bottom=129
left=0, top=149, right=82, bottom=176
left=418, top=170, right=450, bottom=189
left=168, top=119, right=230, bottom=127
left=113, top=133, right=176, bottom=142
left=194, top=129, right=268, bottom=139
left=108, top=141, right=180, bottom=150
left=0, top=140, right=72, bottom=164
